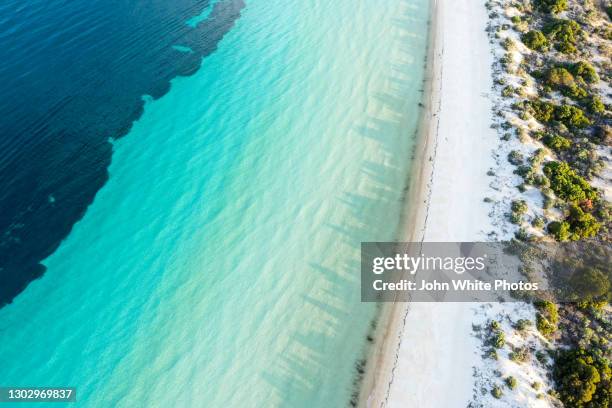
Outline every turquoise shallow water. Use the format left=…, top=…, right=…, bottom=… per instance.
left=0, top=0, right=429, bottom=406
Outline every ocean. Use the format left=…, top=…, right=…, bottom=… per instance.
left=0, top=0, right=429, bottom=406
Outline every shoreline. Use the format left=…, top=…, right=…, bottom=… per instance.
left=357, top=0, right=443, bottom=405
left=359, top=0, right=500, bottom=406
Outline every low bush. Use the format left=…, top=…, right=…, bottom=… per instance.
left=512, top=200, right=528, bottom=215
left=515, top=227, right=530, bottom=241
left=530, top=148, right=547, bottom=166
left=546, top=67, right=575, bottom=87
left=561, top=84, right=588, bottom=100
left=525, top=100, right=555, bottom=122
left=555, top=105, right=591, bottom=128
left=510, top=347, right=531, bottom=363
left=490, top=320, right=501, bottom=331
left=544, top=19, right=583, bottom=54
left=510, top=198, right=528, bottom=224
left=543, top=161, right=597, bottom=203
left=522, top=30, right=548, bottom=51
left=508, top=150, right=524, bottom=165
left=532, top=216, right=546, bottom=229
left=535, top=300, right=558, bottom=337
left=502, top=85, right=516, bottom=97
left=514, top=319, right=532, bottom=331
left=570, top=61, right=599, bottom=84
left=534, top=0, right=567, bottom=13
left=536, top=313, right=557, bottom=337
left=565, top=204, right=601, bottom=240
left=505, top=376, right=518, bottom=390
left=544, top=133, right=572, bottom=151
left=569, top=267, right=611, bottom=303
left=553, top=348, right=611, bottom=408
left=491, top=331, right=506, bottom=349
left=548, top=220, right=571, bottom=241
left=548, top=205, right=601, bottom=241
left=588, top=96, right=605, bottom=114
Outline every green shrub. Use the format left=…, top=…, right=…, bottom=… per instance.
left=569, top=267, right=611, bottom=303
left=534, top=0, right=567, bottom=13
left=588, top=96, right=605, bottom=114
left=548, top=135, right=572, bottom=151
left=544, top=133, right=572, bottom=151
left=512, top=200, right=528, bottom=215
left=530, top=148, right=547, bottom=166
left=536, top=313, right=557, bottom=336
left=553, top=348, right=611, bottom=408
left=545, top=19, right=583, bottom=42
left=518, top=165, right=547, bottom=186
left=491, top=331, right=506, bottom=348
left=525, top=100, right=556, bottom=122
left=547, top=67, right=575, bottom=87
left=535, top=300, right=558, bottom=322
left=532, top=216, right=546, bottom=229
left=548, top=220, right=571, bottom=241
left=508, top=150, right=524, bottom=165
left=522, top=30, right=549, bottom=51
left=565, top=204, right=601, bottom=240
left=543, top=161, right=597, bottom=202
left=532, top=381, right=542, bottom=390
left=490, top=320, right=501, bottom=331
left=544, top=19, right=583, bottom=54
left=548, top=205, right=601, bottom=241
left=510, top=347, right=531, bottom=363
left=502, top=85, right=516, bottom=97
left=510, top=199, right=528, bottom=224
left=492, top=386, right=503, bottom=399
left=570, top=61, right=599, bottom=83
left=506, top=376, right=518, bottom=390
left=561, top=84, right=588, bottom=100
left=544, top=67, right=590, bottom=100
left=514, top=319, right=532, bottom=331
left=515, top=227, right=530, bottom=241
left=535, top=300, right=558, bottom=337
left=555, top=105, right=591, bottom=128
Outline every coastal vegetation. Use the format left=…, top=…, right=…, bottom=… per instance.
left=553, top=347, right=611, bottom=408
left=535, top=299, right=558, bottom=337
left=534, top=0, right=567, bottom=14
left=491, top=0, right=610, bottom=245
left=543, top=161, right=597, bottom=203
left=522, top=30, right=549, bottom=50
left=485, top=0, right=611, bottom=405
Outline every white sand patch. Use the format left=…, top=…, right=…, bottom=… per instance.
left=386, top=0, right=500, bottom=406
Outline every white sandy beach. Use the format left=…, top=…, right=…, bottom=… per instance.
left=362, top=0, right=499, bottom=406
left=386, top=0, right=497, bottom=406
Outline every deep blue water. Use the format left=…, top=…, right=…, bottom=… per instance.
left=0, top=0, right=245, bottom=305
